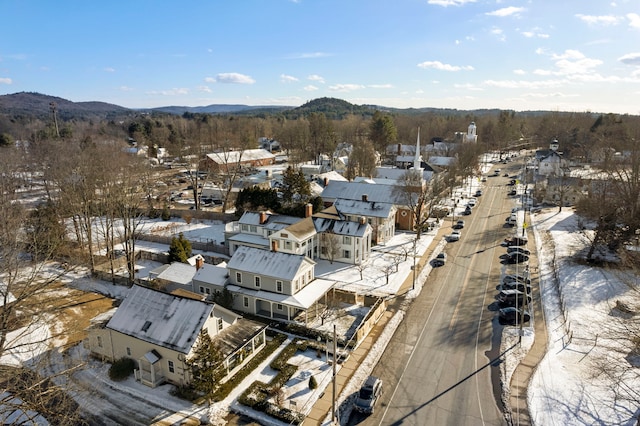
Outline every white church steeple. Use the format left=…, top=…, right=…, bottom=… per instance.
left=414, top=127, right=423, bottom=171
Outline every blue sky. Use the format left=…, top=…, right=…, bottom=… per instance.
left=1, top=0, right=639, bottom=114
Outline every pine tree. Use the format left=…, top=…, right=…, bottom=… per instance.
left=168, top=232, right=192, bottom=263
left=186, top=330, right=223, bottom=405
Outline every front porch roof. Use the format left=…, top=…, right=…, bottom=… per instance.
left=215, top=318, right=266, bottom=357
left=228, top=277, right=335, bottom=309
left=226, top=232, right=269, bottom=247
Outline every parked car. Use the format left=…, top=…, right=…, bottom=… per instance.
left=501, top=281, right=532, bottom=293
left=453, top=220, right=465, bottom=229
left=499, top=307, right=531, bottom=325
left=498, top=289, right=532, bottom=307
left=507, top=246, right=531, bottom=256
left=475, top=190, right=482, bottom=197
left=447, top=230, right=461, bottom=242
left=508, top=189, right=517, bottom=196
left=432, top=252, right=447, bottom=267
left=467, top=198, right=477, bottom=208
left=354, top=376, right=383, bottom=414
left=503, top=273, right=531, bottom=285
left=506, top=252, right=529, bottom=263
left=462, top=206, right=472, bottom=215
left=504, top=236, right=529, bottom=247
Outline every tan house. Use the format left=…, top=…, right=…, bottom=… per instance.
left=205, top=148, right=275, bottom=173
left=85, top=285, right=266, bottom=388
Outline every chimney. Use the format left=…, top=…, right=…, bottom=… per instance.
left=362, top=194, right=368, bottom=202
left=323, top=177, right=329, bottom=187
left=195, top=256, right=204, bottom=271
left=271, top=240, right=278, bottom=252
left=259, top=211, right=267, bottom=224
left=305, top=203, right=313, bottom=218
left=397, top=143, right=402, bottom=155
left=359, top=216, right=366, bottom=225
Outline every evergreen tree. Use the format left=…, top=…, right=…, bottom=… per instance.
left=186, top=330, right=223, bottom=405
left=168, top=232, right=192, bottom=263
left=281, top=166, right=311, bottom=204
left=369, top=110, right=397, bottom=153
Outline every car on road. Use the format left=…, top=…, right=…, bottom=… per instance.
left=500, top=281, right=532, bottom=293
left=504, top=236, right=529, bottom=247
left=506, top=246, right=531, bottom=256
left=432, top=252, right=447, bottom=267
left=447, top=230, right=461, bottom=242
left=498, top=307, right=531, bottom=325
left=453, top=220, right=465, bottom=229
left=505, top=252, right=529, bottom=263
left=508, top=189, right=517, bottom=196
left=503, top=273, right=531, bottom=285
left=498, top=289, right=532, bottom=307
left=462, top=206, right=472, bottom=215
left=354, top=376, right=382, bottom=414
left=475, top=190, right=482, bottom=197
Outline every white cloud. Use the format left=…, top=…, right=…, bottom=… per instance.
left=490, top=27, right=506, bottom=41
left=289, top=52, right=330, bottom=59
left=197, top=85, right=212, bottom=93
left=0, top=77, right=12, bottom=84
left=328, top=84, right=365, bottom=92
left=368, top=84, right=394, bottom=89
left=119, top=86, right=134, bottom=92
left=280, top=74, right=298, bottom=83
left=427, top=0, right=476, bottom=6
left=483, top=79, right=566, bottom=89
left=486, top=7, right=525, bottom=17
left=520, top=28, right=550, bottom=38
left=104, top=67, right=115, bottom=73
left=627, top=13, right=640, bottom=29
left=550, top=50, right=602, bottom=75
left=417, top=60, right=474, bottom=71
left=513, top=69, right=526, bottom=75
left=307, top=74, right=325, bottom=83
left=304, top=85, right=319, bottom=91
left=619, top=52, right=640, bottom=65
left=207, top=73, right=255, bottom=84
left=575, top=14, right=621, bottom=26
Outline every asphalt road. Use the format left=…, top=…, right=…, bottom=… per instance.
left=351, top=162, right=526, bottom=426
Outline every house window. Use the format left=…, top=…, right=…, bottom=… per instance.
left=250, top=225, right=257, bottom=233
left=284, top=241, right=292, bottom=250
left=199, top=286, right=205, bottom=293
left=277, top=304, right=283, bottom=310
left=343, top=236, right=351, bottom=244
left=241, top=224, right=248, bottom=232
left=168, top=360, right=175, bottom=374
left=236, top=272, right=242, bottom=283
left=276, top=281, right=283, bottom=293
left=126, top=347, right=131, bottom=356
left=243, top=297, right=249, bottom=308
left=255, top=276, right=261, bottom=287
left=217, top=318, right=223, bottom=331
left=205, top=288, right=211, bottom=295
left=321, top=246, right=327, bottom=255
left=282, top=233, right=288, bottom=238
left=307, top=271, right=311, bottom=280
left=97, top=336, right=102, bottom=348
left=343, top=250, right=351, bottom=259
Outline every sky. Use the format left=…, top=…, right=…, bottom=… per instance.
left=2, top=1, right=640, bottom=114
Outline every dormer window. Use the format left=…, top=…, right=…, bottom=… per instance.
left=142, top=321, right=152, bottom=332
left=255, top=276, right=261, bottom=288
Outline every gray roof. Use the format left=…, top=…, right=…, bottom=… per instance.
left=192, top=262, right=229, bottom=286
left=312, top=216, right=371, bottom=237
left=149, top=262, right=196, bottom=286
left=107, top=285, right=212, bottom=354
left=206, top=148, right=275, bottom=165
left=320, top=181, right=398, bottom=204
left=238, top=211, right=300, bottom=230
left=333, top=198, right=394, bottom=219
left=227, top=246, right=315, bottom=281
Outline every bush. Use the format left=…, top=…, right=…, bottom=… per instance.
left=309, top=375, right=317, bottom=389
left=108, top=358, right=135, bottom=381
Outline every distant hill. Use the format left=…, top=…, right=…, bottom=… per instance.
left=149, top=104, right=292, bottom=115
left=0, top=92, right=131, bottom=120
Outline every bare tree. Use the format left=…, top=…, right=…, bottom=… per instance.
left=395, top=169, right=448, bottom=239
left=321, top=232, right=341, bottom=264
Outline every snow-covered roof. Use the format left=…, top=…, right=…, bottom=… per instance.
left=279, top=216, right=316, bottom=241
left=320, top=180, right=398, bottom=204
left=149, top=261, right=195, bottom=286
left=226, top=277, right=335, bottom=309
left=312, top=217, right=371, bottom=238
left=206, top=149, right=275, bottom=165
left=192, top=262, right=229, bottom=286
left=106, top=285, right=213, bottom=354
left=226, top=232, right=269, bottom=248
left=238, top=211, right=300, bottom=229
left=227, top=246, right=315, bottom=281
left=427, top=156, right=456, bottom=167
left=333, top=198, right=395, bottom=219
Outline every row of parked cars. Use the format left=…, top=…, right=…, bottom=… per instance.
left=497, top=236, right=533, bottom=325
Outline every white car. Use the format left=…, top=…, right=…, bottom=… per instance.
left=447, top=230, right=461, bottom=242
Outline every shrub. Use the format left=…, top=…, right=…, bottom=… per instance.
left=309, top=375, right=317, bottom=390
left=108, top=357, right=135, bottom=381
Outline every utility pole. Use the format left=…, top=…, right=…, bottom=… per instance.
left=49, top=102, right=60, bottom=138
left=332, top=324, right=338, bottom=424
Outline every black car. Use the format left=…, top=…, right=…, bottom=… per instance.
left=453, top=220, right=465, bottom=229
left=354, top=376, right=383, bottom=414
left=508, top=189, right=517, bottom=196
left=507, top=246, right=531, bottom=256
left=501, top=281, right=532, bottom=293
left=432, top=252, right=447, bottom=267
left=462, top=206, right=472, bottom=215
left=504, top=236, right=529, bottom=247
left=499, top=307, right=531, bottom=325
left=506, top=252, right=529, bottom=264
left=498, top=289, right=532, bottom=307
left=504, top=274, right=531, bottom=285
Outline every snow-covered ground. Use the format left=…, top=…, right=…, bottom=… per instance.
left=4, top=166, right=639, bottom=425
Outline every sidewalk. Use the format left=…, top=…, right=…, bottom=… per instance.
left=305, top=224, right=450, bottom=425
